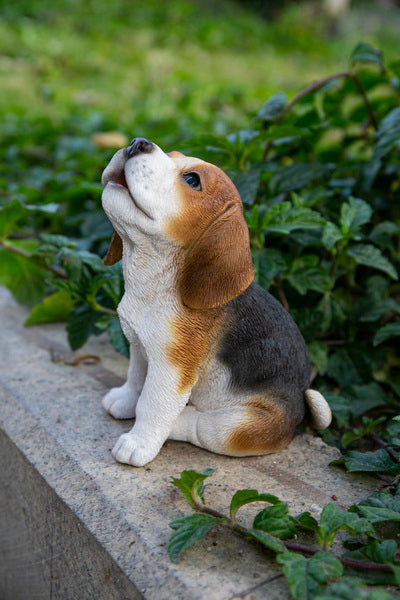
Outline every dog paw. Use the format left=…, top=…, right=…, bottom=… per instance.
left=102, top=385, right=137, bottom=419
left=112, top=433, right=159, bottom=467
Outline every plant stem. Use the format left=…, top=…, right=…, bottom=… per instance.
left=0, top=239, right=68, bottom=279
left=91, top=301, right=118, bottom=316
left=229, top=573, right=284, bottom=599
left=263, top=70, right=377, bottom=160
left=192, top=499, right=395, bottom=574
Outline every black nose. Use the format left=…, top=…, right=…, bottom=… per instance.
left=126, top=137, right=154, bottom=158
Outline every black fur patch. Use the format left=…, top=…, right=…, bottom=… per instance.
left=218, top=283, right=309, bottom=417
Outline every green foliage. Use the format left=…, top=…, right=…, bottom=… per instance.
left=168, top=469, right=400, bottom=598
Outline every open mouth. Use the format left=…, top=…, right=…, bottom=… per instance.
left=108, top=169, right=153, bottom=220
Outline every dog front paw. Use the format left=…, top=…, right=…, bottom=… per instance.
left=102, top=384, right=137, bottom=419
left=112, top=433, right=160, bottom=467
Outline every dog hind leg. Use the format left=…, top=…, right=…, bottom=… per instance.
left=169, top=402, right=295, bottom=457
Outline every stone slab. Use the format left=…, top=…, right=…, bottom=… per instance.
left=0, top=287, right=378, bottom=600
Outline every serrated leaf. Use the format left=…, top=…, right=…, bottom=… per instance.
left=317, top=504, right=375, bottom=548
left=373, top=106, right=400, bottom=161
left=66, top=302, right=101, bottom=350
left=322, top=222, right=343, bottom=248
left=0, top=244, right=49, bottom=306
left=314, top=576, right=395, bottom=600
left=340, top=197, right=372, bottom=235
left=308, top=341, right=329, bottom=375
left=0, top=199, right=27, bottom=239
left=253, top=503, right=297, bottom=539
left=252, top=248, right=287, bottom=289
left=108, top=317, right=129, bottom=357
left=331, top=449, right=400, bottom=475
left=348, top=382, right=389, bottom=418
left=294, top=512, right=319, bottom=533
left=263, top=202, right=325, bottom=235
left=373, top=323, right=400, bottom=347
left=170, top=469, right=215, bottom=508
left=277, top=551, right=343, bottom=600
left=270, top=163, right=329, bottom=195
left=324, top=393, right=352, bottom=428
left=229, top=490, right=280, bottom=520
left=24, top=289, right=75, bottom=325
left=353, top=490, right=400, bottom=523
left=346, top=245, right=398, bottom=280
left=168, top=513, right=223, bottom=563
left=230, top=167, right=260, bottom=205
left=287, top=255, right=331, bottom=295
left=343, top=539, right=397, bottom=565
left=246, top=528, right=287, bottom=554
left=350, top=41, right=384, bottom=69
left=256, top=92, right=287, bottom=122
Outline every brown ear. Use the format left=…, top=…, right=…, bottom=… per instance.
left=103, top=231, right=123, bottom=265
left=180, top=202, right=254, bottom=309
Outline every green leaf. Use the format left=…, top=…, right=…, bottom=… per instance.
left=373, top=106, right=400, bottom=161
left=24, top=290, right=75, bottom=325
left=230, top=167, right=260, bottom=205
left=318, top=504, right=375, bottom=548
left=347, top=383, right=390, bottom=418
left=350, top=41, right=384, bottom=69
left=0, top=244, right=49, bottom=306
left=263, top=202, right=325, bottom=235
left=252, top=248, right=287, bottom=289
left=346, top=245, right=398, bottom=280
left=331, top=449, right=400, bottom=475
left=168, top=513, right=223, bottom=563
left=108, top=317, right=129, bottom=357
left=229, top=490, right=280, bottom=520
left=66, top=302, right=101, bottom=350
left=0, top=199, right=27, bottom=239
left=340, top=197, right=372, bottom=235
left=314, top=576, right=395, bottom=600
left=170, top=469, right=215, bottom=508
left=277, top=551, right=343, bottom=600
left=308, top=341, right=329, bottom=375
left=353, top=489, right=400, bottom=523
left=253, top=503, right=297, bottom=539
left=255, top=92, right=287, bottom=122
left=270, top=163, right=330, bottom=195
left=343, top=539, right=397, bottom=564
left=324, top=393, right=351, bottom=428
left=373, top=323, right=400, bottom=347
left=322, top=222, right=343, bottom=249
left=294, top=512, right=319, bottom=533
left=287, top=255, right=331, bottom=295
left=246, top=528, right=286, bottom=554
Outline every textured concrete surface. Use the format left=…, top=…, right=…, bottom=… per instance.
left=0, top=287, right=379, bottom=600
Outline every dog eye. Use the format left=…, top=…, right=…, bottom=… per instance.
left=183, top=172, right=201, bottom=191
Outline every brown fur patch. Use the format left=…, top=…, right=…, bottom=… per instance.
left=165, top=160, right=253, bottom=309
left=227, top=398, right=296, bottom=456
left=167, top=307, right=228, bottom=394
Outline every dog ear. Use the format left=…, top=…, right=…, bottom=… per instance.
left=104, top=231, right=123, bottom=265
left=180, top=202, right=254, bottom=309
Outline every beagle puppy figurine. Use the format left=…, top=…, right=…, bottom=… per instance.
left=101, top=138, right=332, bottom=467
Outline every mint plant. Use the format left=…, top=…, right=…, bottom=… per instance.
left=168, top=469, right=399, bottom=598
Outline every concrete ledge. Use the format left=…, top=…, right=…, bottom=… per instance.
left=0, top=287, right=377, bottom=600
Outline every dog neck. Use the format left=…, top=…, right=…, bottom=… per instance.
left=120, top=234, right=179, bottom=305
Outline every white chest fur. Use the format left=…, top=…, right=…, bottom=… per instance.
left=117, top=236, right=179, bottom=352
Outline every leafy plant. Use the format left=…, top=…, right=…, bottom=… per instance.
left=168, top=468, right=399, bottom=599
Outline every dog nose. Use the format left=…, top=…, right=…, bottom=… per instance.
left=126, top=137, right=154, bottom=158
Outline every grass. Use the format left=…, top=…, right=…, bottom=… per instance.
left=1, top=0, right=400, bottom=142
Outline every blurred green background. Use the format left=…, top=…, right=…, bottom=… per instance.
left=1, top=0, right=400, bottom=142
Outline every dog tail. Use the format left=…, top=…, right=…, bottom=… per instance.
left=305, top=389, right=332, bottom=429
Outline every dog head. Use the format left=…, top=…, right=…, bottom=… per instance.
left=101, top=138, right=254, bottom=309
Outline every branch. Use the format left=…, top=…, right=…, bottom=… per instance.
left=0, top=239, right=68, bottom=279
left=263, top=70, right=378, bottom=160
left=191, top=499, right=395, bottom=574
